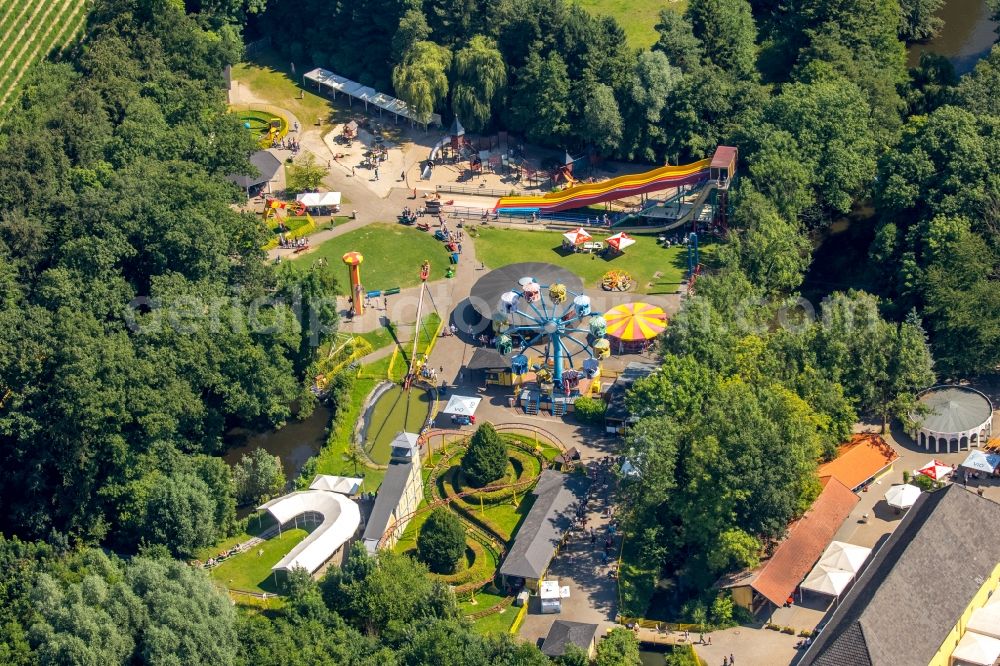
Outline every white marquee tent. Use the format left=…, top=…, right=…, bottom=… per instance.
left=442, top=394, right=482, bottom=417
left=296, top=192, right=342, bottom=208
left=952, top=631, right=1000, bottom=665
left=968, top=605, right=1000, bottom=639
left=302, top=68, right=442, bottom=126
left=309, top=474, right=362, bottom=495
left=800, top=564, right=856, bottom=597
left=818, top=541, right=872, bottom=574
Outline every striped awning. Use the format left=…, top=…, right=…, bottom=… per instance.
left=603, top=302, right=667, bottom=341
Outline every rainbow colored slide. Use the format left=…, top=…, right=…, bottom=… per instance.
left=493, top=158, right=712, bottom=214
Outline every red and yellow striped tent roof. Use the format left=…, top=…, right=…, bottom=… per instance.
left=604, top=302, right=667, bottom=341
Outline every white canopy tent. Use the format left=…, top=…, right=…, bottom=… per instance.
left=258, top=490, right=361, bottom=574
left=442, top=394, right=482, bottom=416
left=309, top=475, right=362, bottom=495
left=818, top=541, right=872, bottom=574
left=952, top=631, right=1000, bottom=665
left=800, top=564, right=856, bottom=597
left=296, top=192, right=342, bottom=208
left=885, top=483, right=922, bottom=510
left=960, top=450, right=1000, bottom=474
left=968, top=605, right=1000, bottom=639
left=302, top=68, right=442, bottom=126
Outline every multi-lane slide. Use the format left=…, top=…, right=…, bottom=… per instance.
left=493, top=158, right=712, bottom=214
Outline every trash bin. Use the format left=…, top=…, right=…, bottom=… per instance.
left=351, top=209, right=357, bottom=219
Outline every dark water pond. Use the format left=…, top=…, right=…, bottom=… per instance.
left=223, top=404, right=331, bottom=482
left=907, top=0, right=998, bottom=74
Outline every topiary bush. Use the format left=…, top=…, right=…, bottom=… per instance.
left=462, top=423, right=508, bottom=488
left=417, top=508, right=466, bottom=574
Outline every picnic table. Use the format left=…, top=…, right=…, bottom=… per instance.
left=581, top=241, right=604, bottom=253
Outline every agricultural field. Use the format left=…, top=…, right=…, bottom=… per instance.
left=0, top=0, right=90, bottom=115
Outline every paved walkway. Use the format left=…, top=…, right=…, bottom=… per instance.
left=518, top=457, right=621, bottom=648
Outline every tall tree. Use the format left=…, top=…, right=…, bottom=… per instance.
left=507, top=48, right=571, bottom=145
left=686, top=0, right=758, bottom=77
left=579, top=82, right=623, bottom=156
left=417, top=508, right=466, bottom=574
left=462, top=423, right=508, bottom=487
left=233, top=449, right=286, bottom=507
left=898, top=0, right=944, bottom=41
left=393, top=41, right=452, bottom=125
left=451, top=35, right=507, bottom=133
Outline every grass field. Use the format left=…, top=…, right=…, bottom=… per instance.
left=574, top=0, right=684, bottom=49
left=232, top=47, right=347, bottom=128
left=0, top=0, right=89, bottom=115
left=294, top=223, right=453, bottom=294
left=472, top=227, right=717, bottom=294
left=313, top=356, right=393, bottom=489
left=209, top=527, right=313, bottom=594
left=363, top=384, right=433, bottom=464
left=462, top=591, right=520, bottom=635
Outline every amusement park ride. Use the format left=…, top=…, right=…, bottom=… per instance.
left=340, top=252, right=442, bottom=389
left=493, top=275, right=608, bottom=411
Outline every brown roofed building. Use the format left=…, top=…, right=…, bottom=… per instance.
left=818, top=434, right=899, bottom=492
left=719, top=477, right=859, bottom=614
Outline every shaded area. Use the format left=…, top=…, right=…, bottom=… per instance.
left=800, top=207, right=877, bottom=304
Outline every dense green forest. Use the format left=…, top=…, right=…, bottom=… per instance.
left=0, top=0, right=996, bottom=660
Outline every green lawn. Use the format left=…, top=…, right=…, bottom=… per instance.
left=294, top=224, right=453, bottom=295
left=462, top=591, right=519, bottom=635
left=195, top=512, right=276, bottom=562
left=232, top=47, right=347, bottom=128
left=313, top=356, right=393, bottom=490
left=574, top=0, right=685, bottom=49
left=209, top=527, right=312, bottom=594
left=473, top=227, right=717, bottom=294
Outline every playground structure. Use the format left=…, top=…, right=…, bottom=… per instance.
left=238, top=109, right=289, bottom=148
left=602, top=270, right=634, bottom=292
left=491, top=146, right=738, bottom=234
left=264, top=197, right=314, bottom=250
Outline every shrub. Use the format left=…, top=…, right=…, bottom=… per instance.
left=799, top=629, right=813, bottom=637
left=573, top=396, right=606, bottom=424
left=902, top=470, right=911, bottom=483
left=417, top=508, right=466, bottom=574
left=462, top=423, right=508, bottom=487
left=781, top=626, right=796, bottom=634
left=709, top=592, right=735, bottom=627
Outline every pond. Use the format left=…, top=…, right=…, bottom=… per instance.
left=907, top=0, right=998, bottom=74
left=223, top=404, right=331, bottom=482
left=362, top=384, right=433, bottom=465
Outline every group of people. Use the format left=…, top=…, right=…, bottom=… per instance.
left=277, top=236, right=308, bottom=249
left=276, top=137, right=300, bottom=153
left=198, top=543, right=250, bottom=569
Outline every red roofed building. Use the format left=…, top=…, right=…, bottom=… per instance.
left=817, top=434, right=899, bottom=492
left=719, top=477, right=860, bottom=615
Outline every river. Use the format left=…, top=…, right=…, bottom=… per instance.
left=223, top=404, right=331, bottom=482
left=907, top=0, right=998, bottom=74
